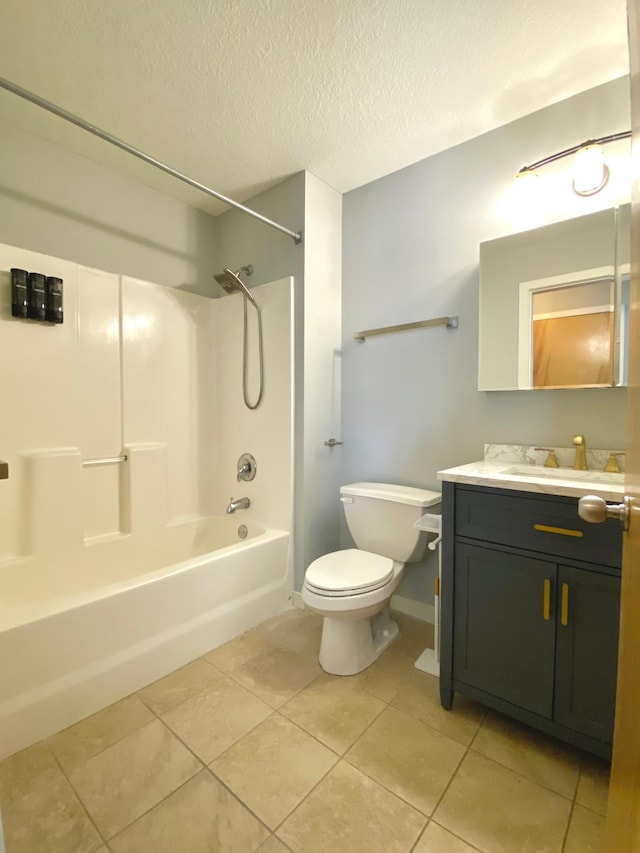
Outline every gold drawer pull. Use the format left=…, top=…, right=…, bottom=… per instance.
left=561, top=583, right=569, bottom=626
left=543, top=578, right=551, bottom=621
left=534, top=524, right=584, bottom=538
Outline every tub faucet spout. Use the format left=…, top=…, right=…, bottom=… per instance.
left=227, top=496, right=250, bottom=514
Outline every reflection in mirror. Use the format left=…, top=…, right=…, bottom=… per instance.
left=518, top=269, right=616, bottom=389
left=533, top=281, right=613, bottom=388
left=478, top=205, right=630, bottom=391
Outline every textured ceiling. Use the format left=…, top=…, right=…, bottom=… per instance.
left=0, top=0, right=630, bottom=214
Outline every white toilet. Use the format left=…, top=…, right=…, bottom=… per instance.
left=302, top=482, right=441, bottom=675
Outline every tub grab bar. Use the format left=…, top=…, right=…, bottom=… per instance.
left=82, top=455, right=128, bottom=467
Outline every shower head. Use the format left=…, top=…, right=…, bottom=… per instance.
left=214, top=265, right=257, bottom=307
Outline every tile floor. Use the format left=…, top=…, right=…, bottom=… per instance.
left=0, top=608, right=610, bottom=852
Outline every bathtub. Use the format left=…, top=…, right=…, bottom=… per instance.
left=0, top=516, right=291, bottom=759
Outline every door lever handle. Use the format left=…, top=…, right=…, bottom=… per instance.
left=324, top=438, right=343, bottom=447
left=578, top=494, right=630, bottom=530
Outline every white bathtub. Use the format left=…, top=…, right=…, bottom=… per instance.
left=0, top=516, right=291, bottom=759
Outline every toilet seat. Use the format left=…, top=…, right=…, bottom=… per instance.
left=305, top=549, right=394, bottom=597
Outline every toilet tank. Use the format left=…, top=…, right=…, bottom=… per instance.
left=340, top=482, right=441, bottom=563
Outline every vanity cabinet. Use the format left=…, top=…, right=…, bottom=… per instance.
left=440, top=482, right=622, bottom=758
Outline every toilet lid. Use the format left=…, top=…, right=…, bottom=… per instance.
left=305, top=549, right=394, bottom=596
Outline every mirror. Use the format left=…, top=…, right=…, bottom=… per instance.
left=478, top=204, right=630, bottom=391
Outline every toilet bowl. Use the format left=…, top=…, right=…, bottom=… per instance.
left=302, top=482, right=441, bottom=675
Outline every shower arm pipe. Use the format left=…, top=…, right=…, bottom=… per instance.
left=0, top=76, right=303, bottom=245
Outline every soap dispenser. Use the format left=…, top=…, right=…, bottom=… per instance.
left=27, top=272, right=47, bottom=321
left=45, top=277, right=63, bottom=324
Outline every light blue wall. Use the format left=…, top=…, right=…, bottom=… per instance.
left=341, top=78, right=629, bottom=605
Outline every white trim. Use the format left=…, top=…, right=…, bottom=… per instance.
left=533, top=304, right=613, bottom=321
left=295, top=589, right=435, bottom=625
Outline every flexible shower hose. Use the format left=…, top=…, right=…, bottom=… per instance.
left=242, top=295, right=264, bottom=409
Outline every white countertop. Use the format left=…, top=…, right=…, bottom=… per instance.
left=437, top=460, right=625, bottom=502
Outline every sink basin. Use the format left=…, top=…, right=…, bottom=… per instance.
left=503, top=465, right=624, bottom=485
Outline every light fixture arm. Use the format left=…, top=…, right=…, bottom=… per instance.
left=517, top=130, right=631, bottom=176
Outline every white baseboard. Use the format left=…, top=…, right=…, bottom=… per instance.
left=293, top=590, right=434, bottom=625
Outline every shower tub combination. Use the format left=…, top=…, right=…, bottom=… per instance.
left=0, top=515, right=291, bottom=760
left=0, top=79, right=303, bottom=761
left=0, top=241, right=295, bottom=760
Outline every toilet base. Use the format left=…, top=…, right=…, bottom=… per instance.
left=318, top=607, right=399, bottom=676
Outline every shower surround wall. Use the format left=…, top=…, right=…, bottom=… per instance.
left=0, top=242, right=293, bottom=757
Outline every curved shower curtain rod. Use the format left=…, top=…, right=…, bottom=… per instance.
left=0, top=76, right=303, bottom=245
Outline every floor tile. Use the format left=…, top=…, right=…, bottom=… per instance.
left=434, top=750, right=572, bottom=853
left=576, top=753, right=610, bottom=816
left=280, top=673, right=385, bottom=754
left=231, top=645, right=322, bottom=708
left=564, top=804, right=606, bottom=853
left=137, top=658, right=224, bottom=715
left=392, top=612, right=435, bottom=658
left=352, top=648, right=416, bottom=703
left=0, top=741, right=63, bottom=807
left=162, top=675, right=273, bottom=762
left=205, top=624, right=281, bottom=673
left=204, top=609, right=318, bottom=675
left=391, top=671, right=485, bottom=747
left=261, top=606, right=318, bottom=636
left=264, top=609, right=323, bottom=658
left=48, top=695, right=155, bottom=773
left=278, top=760, right=426, bottom=853
left=1, top=774, right=102, bottom=853
left=414, top=821, right=479, bottom=852
left=210, top=714, right=337, bottom=829
left=258, top=837, right=292, bottom=852
left=109, top=769, right=269, bottom=852
left=471, top=711, right=581, bottom=798
left=69, top=718, right=201, bottom=838
left=346, top=706, right=465, bottom=815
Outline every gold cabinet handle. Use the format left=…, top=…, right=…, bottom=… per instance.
left=543, top=578, right=551, bottom=621
left=534, top=524, right=584, bottom=538
left=561, top=583, right=569, bottom=626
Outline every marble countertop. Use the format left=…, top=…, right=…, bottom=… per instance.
left=437, top=460, right=625, bottom=502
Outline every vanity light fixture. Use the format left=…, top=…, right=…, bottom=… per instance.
left=516, top=131, right=631, bottom=196
left=572, top=144, right=608, bottom=196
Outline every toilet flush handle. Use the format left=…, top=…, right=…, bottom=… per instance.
left=340, top=496, right=354, bottom=503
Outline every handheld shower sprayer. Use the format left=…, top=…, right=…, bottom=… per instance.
left=214, top=265, right=257, bottom=307
left=213, top=263, right=263, bottom=410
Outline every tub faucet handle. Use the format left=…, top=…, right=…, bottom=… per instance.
left=237, top=452, right=257, bottom=482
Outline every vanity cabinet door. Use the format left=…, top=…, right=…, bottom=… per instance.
left=453, top=542, right=556, bottom=718
left=554, top=565, right=621, bottom=743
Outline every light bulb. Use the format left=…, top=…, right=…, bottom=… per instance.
left=573, top=144, right=609, bottom=196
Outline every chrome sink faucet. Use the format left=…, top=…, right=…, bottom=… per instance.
left=227, top=496, right=250, bottom=514
left=572, top=435, right=588, bottom=470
